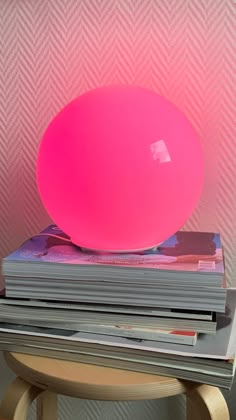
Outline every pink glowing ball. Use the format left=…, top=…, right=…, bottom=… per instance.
left=36, top=86, right=204, bottom=252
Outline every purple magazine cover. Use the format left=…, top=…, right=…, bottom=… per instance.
left=3, top=225, right=224, bottom=275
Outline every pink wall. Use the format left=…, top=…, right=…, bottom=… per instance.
left=0, top=0, right=236, bottom=285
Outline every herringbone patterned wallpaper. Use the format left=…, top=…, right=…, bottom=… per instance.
left=0, top=0, right=236, bottom=419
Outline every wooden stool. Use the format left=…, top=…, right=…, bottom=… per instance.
left=0, top=351, right=230, bottom=420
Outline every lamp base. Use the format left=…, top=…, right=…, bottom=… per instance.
left=70, top=237, right=160, bottom=254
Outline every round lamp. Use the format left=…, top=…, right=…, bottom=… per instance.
left=36, top=85, right=204, bottom=252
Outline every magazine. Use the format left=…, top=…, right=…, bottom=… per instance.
left=2, top=225, right=224, bottom=284
left=0, top=289, right=235, bottom=360
left=0, top=297, right=214, bottom=320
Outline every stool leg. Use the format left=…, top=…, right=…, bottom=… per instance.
left=186, top=384, right=230, bottom=420
left=0, top=376, right=43, bottom=420
left=36, top=391, right=57, bottom=420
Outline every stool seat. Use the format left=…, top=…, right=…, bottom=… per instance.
left=4, top=352, right=189, bottom=401
left=0, top=351, right=230, bottom=420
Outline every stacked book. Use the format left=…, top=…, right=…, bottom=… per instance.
left=1, top=224, right=235, bottom=389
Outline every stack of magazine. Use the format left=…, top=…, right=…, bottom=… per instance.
left=1, top=224, right=235, bottom=389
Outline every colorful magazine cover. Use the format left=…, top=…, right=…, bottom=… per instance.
left=3, top=224, right=224, bottom=274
